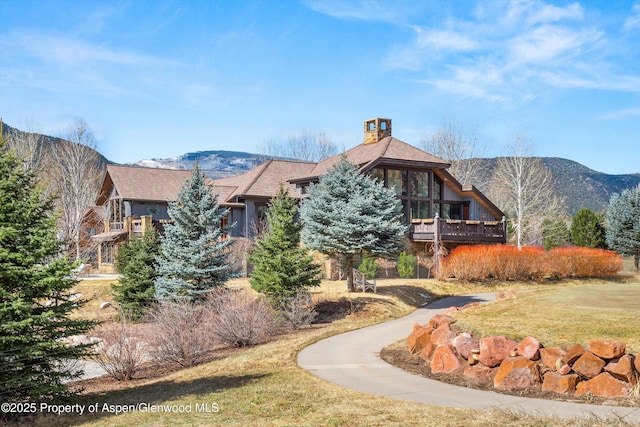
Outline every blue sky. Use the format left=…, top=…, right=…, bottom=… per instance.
left=1, top=0, right=639, bottom=174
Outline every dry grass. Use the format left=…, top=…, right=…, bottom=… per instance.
left=69, top=279, right=119, bottom=321
left=13, top=276, right=639, bottom=426
left=452, top=281, right=640, bottom=354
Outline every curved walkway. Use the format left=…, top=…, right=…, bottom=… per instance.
left=298, top=293, right=640, bottom=423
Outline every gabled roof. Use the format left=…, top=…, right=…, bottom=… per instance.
left=435, top=168, right=504, bottom=220
left=97, top=165, right=193, bottom=205
left=291, top=136, right=450, bottom=182
left=211, top=159, right=315, bottom=201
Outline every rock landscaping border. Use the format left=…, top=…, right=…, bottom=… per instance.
left=407, top=307, right=639, bottom=400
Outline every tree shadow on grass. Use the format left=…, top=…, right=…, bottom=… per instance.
left=24, top=373, right=269, bottom=427
left=374, top=284, right=449, bottom=308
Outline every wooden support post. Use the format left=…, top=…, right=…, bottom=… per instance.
left=433, top=213, right=441, bottom=272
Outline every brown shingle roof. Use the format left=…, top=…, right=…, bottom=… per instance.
left=212, top=159, right=315, bottom=201
left=97, top=165, right=193, bottom=205
left=293, top=137, right=450, bottom=181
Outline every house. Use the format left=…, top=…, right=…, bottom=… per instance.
left=90, top=118, right=504, bottom=273
left=285, top=118, right=506, bottom=256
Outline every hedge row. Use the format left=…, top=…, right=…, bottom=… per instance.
left=436, top=245, right=623, bottom=281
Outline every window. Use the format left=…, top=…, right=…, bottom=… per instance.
left=387, top=169, right=407, bottom=196
left=256, top=204, right=268, bottom=222
left=101, top=242, right=115, bottom=264
left=410, top=200, right=429, bottom=220
left=434, top=179, right=441, bottom=201
left=369, top=168, right=384, bottom=183
left=409, top=171, right=429, bottom=197
left=441, top=203, right=462, bottom=220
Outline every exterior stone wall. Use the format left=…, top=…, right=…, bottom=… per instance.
left=407, top=308, right=639, bottom=399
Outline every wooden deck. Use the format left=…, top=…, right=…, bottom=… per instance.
left=410, top=216, right=506, bottom=244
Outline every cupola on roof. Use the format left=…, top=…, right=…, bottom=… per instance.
left=364, top=118, right=391, bottom=144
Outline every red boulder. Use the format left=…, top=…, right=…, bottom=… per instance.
left=605, top=354, right=637, bottom=385
left=478, top=336, right=518, bottom=368
left=517, top=336, right=541, bottom=360
left=493, top=356, right=541, bottom=390
left=589, top=340, right=626, bottom=360
left=575, top=372, right=630, bottom=397
left=430, top=344, right=462, bottom=374
left=573, top=351, right=606, bottom=379
left=542, top=372, right=579, bottom=395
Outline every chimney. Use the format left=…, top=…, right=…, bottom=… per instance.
left=363, top=118, right=392, bottom=144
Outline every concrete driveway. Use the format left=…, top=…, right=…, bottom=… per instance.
left=298, top=293, right=640, bottom=423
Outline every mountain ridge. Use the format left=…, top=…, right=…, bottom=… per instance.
left=3, top=121, right=637, bottom=215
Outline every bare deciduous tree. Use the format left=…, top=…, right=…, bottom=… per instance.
left=489, top=135, right=563, bottom=249
left=262, top=130, right=337, bottom=162
left=422, top=117, right=488, bottom=189
left=47, top=119, right=105, bottom=260
left=3, top=119, right=44, bottom=172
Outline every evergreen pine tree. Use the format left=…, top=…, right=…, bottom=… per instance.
left=248, top=184, right=321, bottom=305
left=606, top=184, right=640, bottom=270
left=155, top=165, right=235, bottom=301
left=570, top=207, right=605, bottom=248
left=0, top=125, right=97, bottom=404
left=542, top=217, right=571, bottom=250
left=300, top=156, right=406, bottom=291
left=112, top=229, right=160, bottom=319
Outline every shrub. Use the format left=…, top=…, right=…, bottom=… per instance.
left=357, top=257, right=378, bottom=279
left=147, top=300, right=215, bottom=367
left=547, top=247, right=622, bottom=278
left=397, top=252, right=416, bottom=278
left=208, top=289, right=279, bottom=347
left=436, top=244, right=622, bottom=281
left=91, top=317, right=145, bottom=381
left=281, top=292, right=317, bottom=330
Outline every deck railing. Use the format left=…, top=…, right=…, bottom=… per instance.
left=131, top=219, right=143, bottom=237
left=110, top=221, right=124, bottom=231
left=410, top=215, right=506, bottom=244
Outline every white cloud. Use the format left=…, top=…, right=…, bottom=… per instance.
left=599, top=107, right=640, bottom=120
left=503, top=0, right=583, bottom=26
left=526, top=2, right=583, bottom=25
left=414, top=28, right=478, bottom=51
left=13, top=33, right=165, bottom=66
left=303, top=0, right=411, bottom=24
left=508, top=25, right=602, bottom=65
left=540, top=71, right=640, bottom=92
left=624, top=2, right=640, bottom=30
left=429, top=63, right=507, bottom=102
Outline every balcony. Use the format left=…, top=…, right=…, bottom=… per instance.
left=410, top=216, right=506, bottom=244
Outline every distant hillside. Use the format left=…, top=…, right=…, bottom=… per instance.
left=5, top=121, right=636, bottom=215
left=132, top=150, right=263, bottom=178
left=473, top=157, right=640, bottom=215
left=1, top=121, right=110, bottom=168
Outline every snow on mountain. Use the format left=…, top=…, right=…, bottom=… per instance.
left=130, top=150, right=264, bottom=178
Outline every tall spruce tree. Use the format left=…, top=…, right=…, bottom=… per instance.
left=300, top=156, right=406, bottom=291
left=112, top=229, right=160, bottom=319
left=570, top=207, right=605, bottom=248
left=606, top=184, right=640, bottom=270
left=155, top=165, right=235, bottom=301
left=249, top=184, right=321, bottom=305
left=0, top=125, right=97, bottom=404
